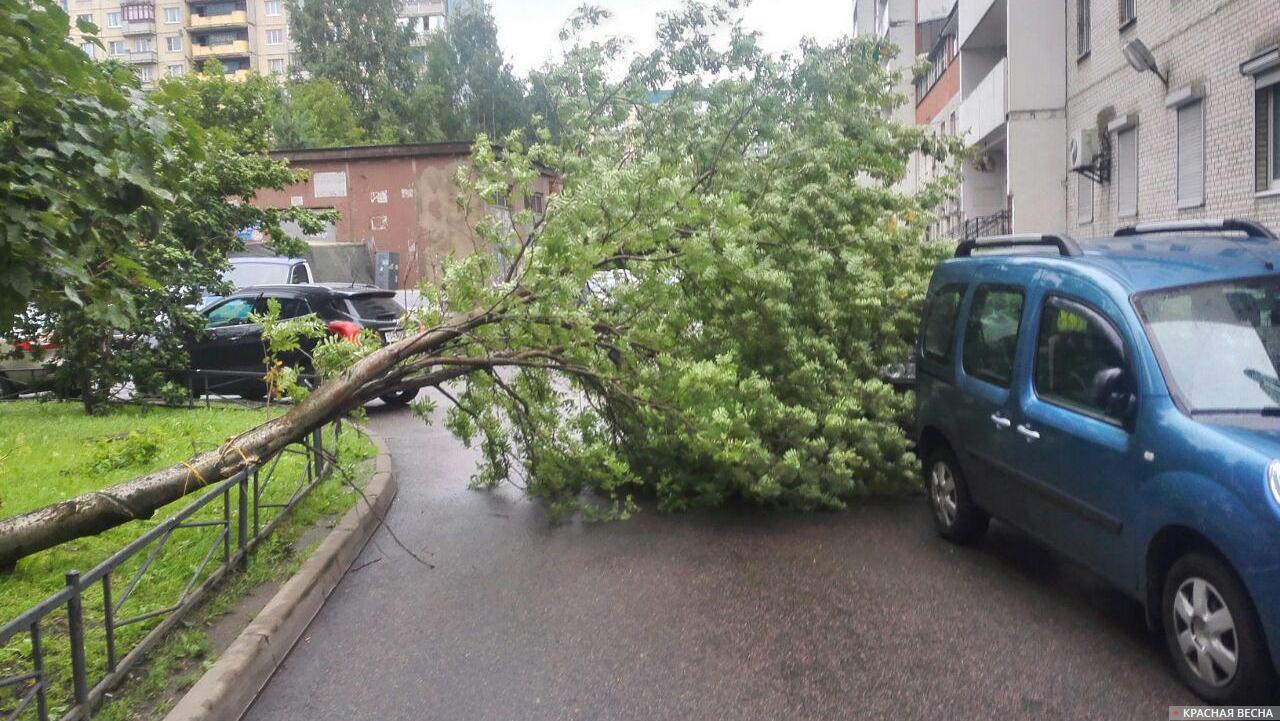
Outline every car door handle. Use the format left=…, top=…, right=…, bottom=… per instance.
left=990, top=413, right=1012, bottom=429
left=1016, top=424, right=1041, bottom=441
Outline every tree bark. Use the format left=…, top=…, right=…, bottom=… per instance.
left=0, top=315, right=487, bottom=570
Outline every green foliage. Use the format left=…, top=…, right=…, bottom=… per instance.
left=420, top=0, right=529, bottom=141
left=1, top=9, right=334, bottom=412
left=403, top=2, right=960, bottom=518
left=87, top=429, right=162, bottom=473
left=286, top=0, right=419, bottom=140
left=270, top=77, right=367, bottom=150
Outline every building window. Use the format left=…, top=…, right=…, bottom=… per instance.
left=75, top=13, right=92, bottom=26
left=1077, top=174, right=1093, bottom=224
left=106, top=11, right=121, bottom=28
left=122, top=4, right=153, bottom=21
left=166, top=35, right=182, bottom=52
left=135, top=37, right=153, bottom=52
left=1176, top=100, right=1205, bottom=209
left=164, top=7, right=180, bottom=23
left=264, top=0, right=281, bottom=16
left=1116, top=125, right=1138, bottom=217
left=109, top=40, right=126, bottom=55
left=266, top=29, right=283, bottom=45
left=168, top=64, right=184, bottom=77
left=269, top=58, right=285, bottom=74
left=426, top=14, right=445, bottom=31
left=1076, top=0, right=1091, bottom=59
left=138, top=66, right=153, bottom=83
left=1119, top=0, right=1136, bottom=27
left=1255, top=79, right=1280, bottom=193
left=80, top=40, right=95, bottom=57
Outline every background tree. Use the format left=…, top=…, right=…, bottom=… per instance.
left=420, top=0, right=529, bottom=141
left=2, top=3, right=329, bottom=412
left=271, top=77, right=367, bottom=150
left=286, top=0, right=419, bottom=141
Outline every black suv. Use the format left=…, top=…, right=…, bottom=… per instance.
left=184, top=284, right=415, bottom=405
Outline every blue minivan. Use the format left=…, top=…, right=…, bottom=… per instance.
left=915, top=219, right=1280, bottom=703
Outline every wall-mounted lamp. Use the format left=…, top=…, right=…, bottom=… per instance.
left=1123, top=39, right=1169, bottom=88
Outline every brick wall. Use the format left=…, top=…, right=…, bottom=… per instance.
left=1066, top=0, right=1280, bottom=236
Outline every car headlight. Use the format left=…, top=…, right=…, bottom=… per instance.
left=1268, top=460, right=1280, bottom=506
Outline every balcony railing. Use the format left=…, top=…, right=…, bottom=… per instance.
left=957, top=57, right=1007, bottom=145
left=188, top=10, right=248, bottom=29
left=125, top=50, right=157, bottom=64
left=122, top=19, right=154, bottom=35
left=191, top=39, right=251, bottom=58
left=962, top=210, right=1012, bottom=241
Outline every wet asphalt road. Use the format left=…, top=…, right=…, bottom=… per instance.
left=243, top=396, right=1196, bottom=721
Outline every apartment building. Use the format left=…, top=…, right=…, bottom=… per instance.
left=1065, top=0, right=1280, bottom=234
left=912, top=0, right=962, bottom=239
left=64, top=0, right=448, bottom=87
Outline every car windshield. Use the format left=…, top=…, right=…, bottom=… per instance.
left=224, top=261, right=289, bottom=289
left=1136, top=276, right=1280, bottom=414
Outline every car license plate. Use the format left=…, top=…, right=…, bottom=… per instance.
left=382, top=329, right=407, bottom=344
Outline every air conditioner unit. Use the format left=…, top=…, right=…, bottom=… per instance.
left=1069, top=129, right=1099, bottom=171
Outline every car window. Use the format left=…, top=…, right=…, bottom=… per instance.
left=289, top=264, right=309, bottom=284
left=205, top=298, right=257, bottom=328
left=1034, top=299, right=1128, bottom=421
left=348, top=295, right=404, bottom=321
left=921, top=284, right=965, bottom=363
left=267, top=297, right=311, bottom=319
left=962, top=286, right=1025, bottom=387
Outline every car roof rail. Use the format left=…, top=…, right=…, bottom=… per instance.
left=1113, top=218, right=1277, bottom=240
left=954, top=233, right=1083, bottom=259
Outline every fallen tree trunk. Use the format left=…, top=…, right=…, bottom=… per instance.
left=0, top=315, right=487, bottom=570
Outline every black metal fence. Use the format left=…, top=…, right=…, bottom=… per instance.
left=0, top=421, right=343, bottom=721
left=961, top=210, right=1012, bottom=241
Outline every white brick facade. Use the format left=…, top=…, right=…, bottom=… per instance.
left=1067, top=0, right=1280, bottom=235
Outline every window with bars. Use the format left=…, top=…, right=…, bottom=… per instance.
left=1119, top=0, right=1136, bottom=27
left=1076, top=0, right=1091, bottom=58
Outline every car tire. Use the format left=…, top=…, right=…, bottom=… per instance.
left=1162, top=552, right=1277, bottom=704
left=379, top=389, right=417, bottom=407
left=924, top=446, right=989, bottom=545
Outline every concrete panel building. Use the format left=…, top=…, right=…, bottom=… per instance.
left=253, top=143, right=555, bottom=290
left=61, top=0, right=448, bottom=86
left=1065, top=0, right=1280, bottom=235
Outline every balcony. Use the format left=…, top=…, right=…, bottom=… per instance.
left=125, top=50, right=158, bottom=64
left=122, top=19, right=154, bottom=35
left=401, top=0, right=446, bottom=17
left=957, top=58, right=1006, bottom=146
left=191, top=39, right=251, bottom=58
left=188, top=10, right=248, bottom=29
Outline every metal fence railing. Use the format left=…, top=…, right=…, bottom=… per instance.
left=961, top=210, right=1012, bottom=241
left=0, top=421, right=343, bottom=721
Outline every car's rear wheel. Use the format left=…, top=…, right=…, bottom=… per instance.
left=924, top=446, right=988, bottom=544
left=1162, top=552, right=1276, bottom=704
left=379, top=389, right=417, bottom=407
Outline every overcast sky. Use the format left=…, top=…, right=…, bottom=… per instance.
left=484, top=0, right=855, bottom=76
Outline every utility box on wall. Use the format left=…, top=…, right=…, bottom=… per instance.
left=375, top=251, right=401, bottom=290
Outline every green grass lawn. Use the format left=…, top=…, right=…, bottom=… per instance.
left=0, top=400, right=374, bottom=720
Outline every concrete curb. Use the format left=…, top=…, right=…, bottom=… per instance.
left=162, top=428, right=397, bottom=721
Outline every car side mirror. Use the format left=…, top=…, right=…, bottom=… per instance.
left=1093, top=366, right=1137, bottom=424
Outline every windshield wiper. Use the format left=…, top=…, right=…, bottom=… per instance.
left=1243, top=368, right=1280, bottom=408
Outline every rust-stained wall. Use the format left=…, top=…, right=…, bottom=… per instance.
left=254, top=144, right=553, bottom=289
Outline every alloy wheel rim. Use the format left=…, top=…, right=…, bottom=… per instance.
left=1173, top=577, right=1238, bottom=688
left=930, top=461, right=958, bottom=527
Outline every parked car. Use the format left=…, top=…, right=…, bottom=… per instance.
left=182, top=284, right=415, bottom=405
left=0, top=339, right=59, bottom=399
left=201, top=256, right=314, bottom=307
left=915, top=219, right=1280, bottom=704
